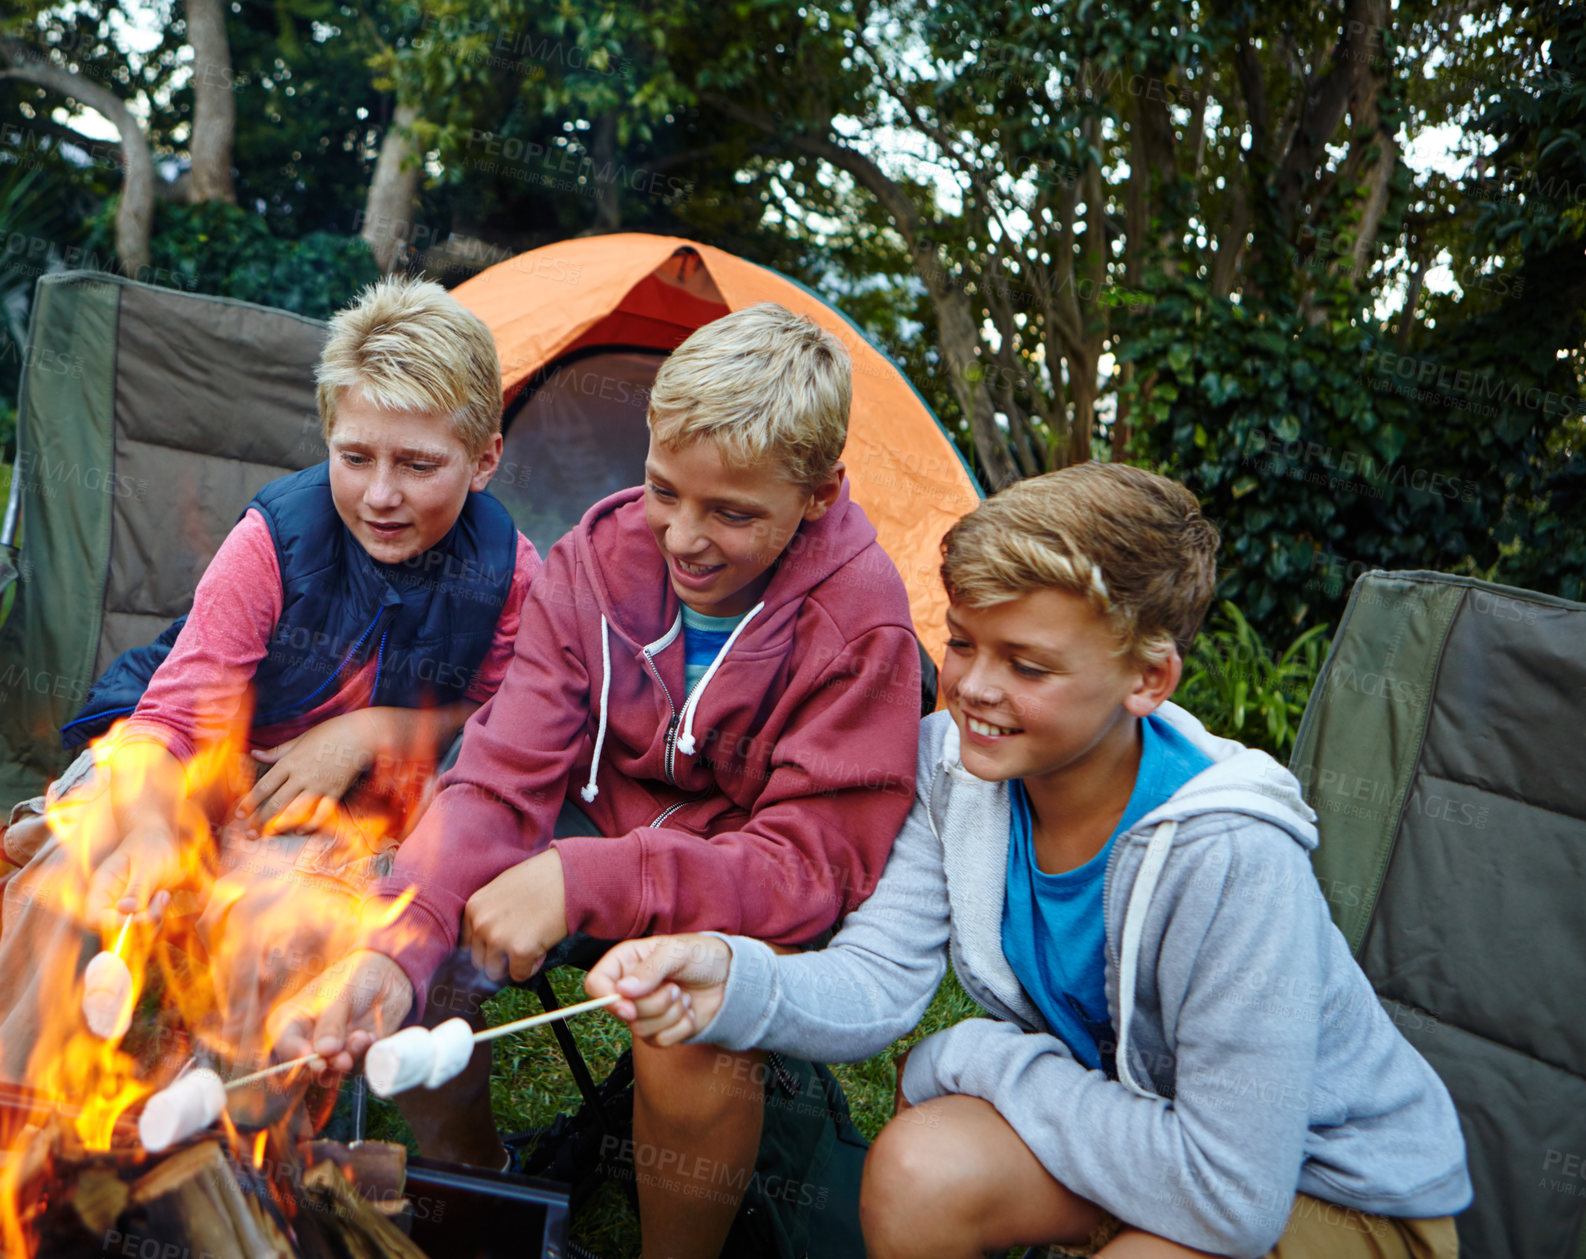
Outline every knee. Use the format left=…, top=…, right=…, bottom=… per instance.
left=2, top=812, right=51, bottom=868
left=860, top=1113, right=970, bottom=1253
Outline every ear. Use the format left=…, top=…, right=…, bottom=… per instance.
left=1121, top=643, right=1182, bottom=718
left=801, top=461, right=846, bottom=523
left=470, top=433, right=504, bottom=492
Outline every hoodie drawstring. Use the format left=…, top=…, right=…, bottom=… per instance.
left=1115, top=818, right=1178, bottom=1099
left=581, top=615, right=613, bottom=803
left=676, top=602, right=765, bottom=756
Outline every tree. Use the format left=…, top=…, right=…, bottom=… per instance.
left=0, top=16, right=156, bottom=276
left=184, top=0, right=236, bottom=203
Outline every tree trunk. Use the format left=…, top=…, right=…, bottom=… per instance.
left=1270, top=0, right=1390, bottom=244
left=186, top=0, right=237, bottom=203
left=361, top=101, right=424, bottom=275
left=590, top=112, right=621, bottom=231
left=1396, top=254, right=1427, bottom=348
left=1210, top=181, right=1250, bottom=297
left=1066, top=350, right=1097, bottom=467
left=0, top=43, right=155, bottom=278
left=702, top=92, right=1022, bottom=488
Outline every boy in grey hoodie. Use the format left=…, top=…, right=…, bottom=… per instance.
left=587, top=462, right=1471, bottom=1258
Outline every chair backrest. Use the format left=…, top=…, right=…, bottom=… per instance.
left=1291, top=569, right=1586, bottom=1259
left=0, top=273, right=328, bottom=811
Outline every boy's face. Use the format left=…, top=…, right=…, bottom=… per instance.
left=327, top=387, right=502, bottom=565
left=643, top=434, right=844, bottom=618
left=940, top=589, right=1177, bottom=789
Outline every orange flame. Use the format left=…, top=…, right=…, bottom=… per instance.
left=0, top=709, right=438, bottom=1253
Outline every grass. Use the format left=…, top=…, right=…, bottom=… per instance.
left=358, top=963, right=988, bottom=1258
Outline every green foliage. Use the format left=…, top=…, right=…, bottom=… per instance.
left=1179, top=603, right=1330, bottom=760
left=1126, top=4, right=1585, bottom=642
left=223, top=0, right=389, bottom=237
left=89, top=201, right=379, bottom=320
left=1124, top=284, right=1499, bottom=640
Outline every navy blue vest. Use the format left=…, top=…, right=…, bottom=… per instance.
left=63, top=463, right=518, bottom=749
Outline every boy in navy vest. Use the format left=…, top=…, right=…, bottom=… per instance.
left=0, top=277, right=538, bottom=1079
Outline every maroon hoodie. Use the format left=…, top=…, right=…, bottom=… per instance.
left=371, top=482, right=922, bottom=1003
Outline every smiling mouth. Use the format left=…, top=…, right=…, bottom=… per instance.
left=966, top=716, right=1022, bottom=737
left=674, top=557, right=723, bottom=578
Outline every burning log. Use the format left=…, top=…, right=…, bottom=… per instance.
left=9, top=1122, right=438, bottom=1259
left=128, top=1140, right=289, bottom=1259
left=293, top=1161, right=429, bottom=1259
left=302, top=1139, right=407, bottom=1209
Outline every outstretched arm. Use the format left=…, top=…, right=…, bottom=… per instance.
left=589, top=787, right=952, bottom=1064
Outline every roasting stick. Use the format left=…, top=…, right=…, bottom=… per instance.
left=141, top=989, right=621, bottom=1150
left=221, top=992, right=622, bottom=1091
left=474, top=992, right=620, bottom=1042
left=225, top=1053, right=327, bottom=1090
left=111, top=912, right=132, bottom=958
left=365, top=992, right=622, bottom=1097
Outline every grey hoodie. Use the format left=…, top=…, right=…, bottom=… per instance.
left=703, top=705, right=1472, bottom=1257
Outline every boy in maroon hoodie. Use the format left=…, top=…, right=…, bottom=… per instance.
left=277, top=303, right=922, bottom=1258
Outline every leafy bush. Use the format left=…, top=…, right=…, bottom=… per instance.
left=1122, top=287, right=1503, bottom=645
left=87, top=200, right=379, bottom=322
left=1179, top=602, right=1331, bottom=760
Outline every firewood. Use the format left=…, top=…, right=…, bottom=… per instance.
left=303, top=1138, right=407, bottom=1203
left=300, top=1161, right=429, bottom=1259
left=129, top=1140, right=290, bottom=1259
left=6, top=1119, right=59, bottom=1209
left=68, top=1168, right=128, bottom=1234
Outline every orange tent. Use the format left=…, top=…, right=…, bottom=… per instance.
left=453, top=233, right=982, bottom=665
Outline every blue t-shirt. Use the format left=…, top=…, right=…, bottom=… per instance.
left=681, top=604, right=748, bottom=694
left=1001, top=713, right=1214, bottom=1071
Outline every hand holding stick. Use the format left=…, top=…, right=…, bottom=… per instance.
left=136, top=991, right=620, bottom=1150
left=364, top=993, right=620, bottom=1097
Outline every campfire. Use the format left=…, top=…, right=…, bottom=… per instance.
left=0, top=723, right=458, bottom=1258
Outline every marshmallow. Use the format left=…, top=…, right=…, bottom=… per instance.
left=82, top=950, right=134, bottom=1040
left=425, top=1018, right=476, bottom=1089
left=364, top=1025, right=435, bottom=1098
left=139, top=1069, right=226, bottom=1153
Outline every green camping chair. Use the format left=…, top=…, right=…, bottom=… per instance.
left=1290, top=569, right=1586, bottom=1259
left=0, top=271, right=332, bottom=811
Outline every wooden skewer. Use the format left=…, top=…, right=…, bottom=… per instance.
left=111, top=913, right=132, bottom=958
left=224, top=992, right=620, bottom=1088
left=471, top=992, right=620, bottom=1043
left=225, top=1054, right=324, bottom=1091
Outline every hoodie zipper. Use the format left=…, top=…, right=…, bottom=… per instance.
left=640, top=645, right=682, bottom=786
left=648, top=799, right=690, bottom=828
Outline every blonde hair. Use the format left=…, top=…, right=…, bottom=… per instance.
left=647, top=303, right=850, bottom=490
left=316, top=276, right=502, bottom=456
left=941, top=463, right=1220, bottom=665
